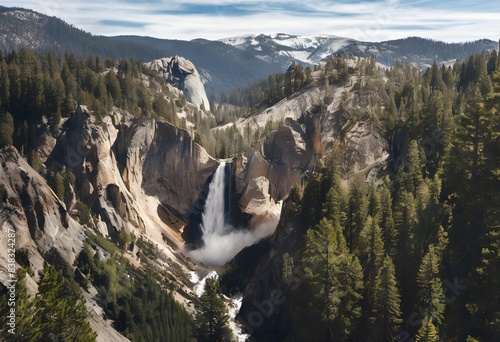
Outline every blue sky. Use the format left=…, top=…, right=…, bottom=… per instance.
left=2, top=0, right=499, bottom=42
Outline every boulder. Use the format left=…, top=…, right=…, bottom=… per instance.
left=240, top=176, right=273, bottom=217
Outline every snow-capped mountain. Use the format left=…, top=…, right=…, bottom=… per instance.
left=220, top=33, right=355, bottom=67
left=221, top=33, right=499, bottom=70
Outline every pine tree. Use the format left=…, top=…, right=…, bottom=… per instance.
left=358, top=215, right=386, bottom=341
left=0, top=269, right=42, bottom=341
left=416, top=246, right=446, bottom=325
left=301, top=168, right=324, bottom=225
left=302, top=218, right=363, bottom=341
left=487, top=50, right=498, bottom=75
left=53, top=172, right=65, bottom=201
left=397, top=140, right=425, bottom=195
left=0, top=59, right=10, bottom=106
left=358, top=216, right=385, bottom=278
left=322, top=178, right=346, bottom=228
left=393, top=190, right=417, bottom=314
left=194, top=278, right=234, bottom=342
left=322, top=142, right=347, bottom=227
left=0, top=111, right=14, bottom=147
left=371, top=256, right=403, bottom=342
left=485, top=71, right=500, bottom=180
left=429, top=61, right=443, bottom=90
left=367, top=181, right=382, bottom=221
left=394, top=190, right=417, bottom=271
left=302, top=218, right=347, bottom=323
left=415, top=315, right=439, bottom=342
left=330, top=253, right=364, bottom=341
left=37, top=265, right=97, bottom=342
left=471, top=228, right=500, bottom=340
left=106, top=70, right=122, bottom=106
left=345, top=174, right=368, bottom=251
left=455, top=86, right=491, bottom=183
left=379, top=180, right=397, bottom=258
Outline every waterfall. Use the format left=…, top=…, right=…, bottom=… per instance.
left=188, top=162, right=282, bottom=266
left=200, top=162, right=226, bottom=236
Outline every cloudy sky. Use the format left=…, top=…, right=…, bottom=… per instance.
left=2, top=0, right=499, bottom=42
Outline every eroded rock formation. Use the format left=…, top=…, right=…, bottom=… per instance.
left=144, top=56, right=211, bottom=111
left=0, top=146, right=85, bottom=283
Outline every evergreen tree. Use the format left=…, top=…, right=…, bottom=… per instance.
left=53, top=172, right=65, bottom=201
left=0, top=111, right=14, bottom=147
left=416, top=246, right=446, bottom=325
left=37, top=265, right=97, bottom=342
left=379, top=180, right=397, bottom=258
left=301, top=168, right=324, bottom=225
left=0, top=270, right=42, bottom=341
left=330, top=253, right=364, bottom=341
left=345, top=174, right=368, bottom=251
left=471, top=228, right=500, bottom=340
left=394, top=191, right=417, bottom=271
left=0, top=59, right=10, bottom=105
left=415, top=315, right=439, bottom=342
left=322, top=172, right=347, bottom=228
left=397, top=140, right=425, bottom=195
left=106, top=70, right=122, bottom=106
left=358, top=215, right=386, bottom=341
left=302, top=218, right=363, bottom=341
left=194, top=278, right=234, bottom=342
left=393, top=190, right=417, bottom=315
left=367, top=181, right=382, bottom=221
left=371, top=256, right=403, bottom=342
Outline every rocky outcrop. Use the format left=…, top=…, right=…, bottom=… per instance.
left=43, top=105, right=219, bottom=305
left=343, top=121, right=390, bottom=178
left=0, top=146, right=85, bottom=284
left=47, top=106, right=144, bottom=238
left=145, top=56, right=210, bottom=111
left=47, top=105, right=218, bottom=237
left=140, top=122, right=218, bottom=220
left=110, top=111, right=218, bottom=223
left=233, top=110, right=320, bottom=209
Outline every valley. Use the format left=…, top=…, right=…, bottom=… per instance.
left=0, top=5, right=499, bottom=342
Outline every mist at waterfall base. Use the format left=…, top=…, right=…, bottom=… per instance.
left=187, top=163, right=281, bottom=266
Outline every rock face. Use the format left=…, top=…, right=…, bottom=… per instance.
left=226, top=200, right=299, bottom=341
left=112, top=113, right=219, bottom=222
left=47, top=105, right=218, bottom=236
left=145, top=56, right=211, bottom=111
left=0, top=146, right=85, bottom=284
left=233, top=110, right=320, bottom=209
left=343, top=121, right=390, bottom=178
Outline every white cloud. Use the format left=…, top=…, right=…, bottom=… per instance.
left=1, top=0, right=499, bottom=42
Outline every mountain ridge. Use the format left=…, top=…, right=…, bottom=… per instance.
left=1, top=6, right=498, bottom=96
left=220, top=33, right=498, bottom=69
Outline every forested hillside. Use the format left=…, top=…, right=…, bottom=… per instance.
left=0, top=25, right=499, bottom=341
left=223, top=50, right=500, bottom=341
left=0, top=6, right=279, bottom=95
left=0, top=48, right=199, bottom=341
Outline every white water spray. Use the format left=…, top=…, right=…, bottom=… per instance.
left=188, top=162, right=281, bottom=266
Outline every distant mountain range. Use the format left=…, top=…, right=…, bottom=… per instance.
left=0, top=6, right=278, bottom=95
left=221, top=33, right=499, bottom=69
left=0, top=6, right=498, bottom=96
